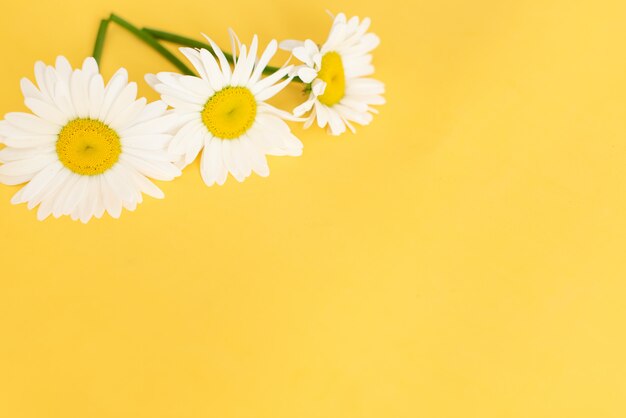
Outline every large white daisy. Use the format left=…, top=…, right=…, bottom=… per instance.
left=0, top=56, right=181, bottom=222
left=280, top=12, right=385, bottom=135
left=146, top=32, right=303, bottom=186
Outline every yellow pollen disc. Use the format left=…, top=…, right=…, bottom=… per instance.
left=56, top=118, right=121, bottom=175
left=317, top=51, right=346, bottom=106
left=201, top=86, right=257, bottom=139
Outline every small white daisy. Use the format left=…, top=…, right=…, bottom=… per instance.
left=0, top=56, right=181, bottom=223
left=280, top=12, right=385, bottom=135
left=146, top=31, right=303, bottom=186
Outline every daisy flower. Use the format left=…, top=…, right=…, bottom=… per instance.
left=146, top=31, right=303, bottom=186
left=0, top=56, right=181, bottom=223
left=280, top=12, right=385, bottom=135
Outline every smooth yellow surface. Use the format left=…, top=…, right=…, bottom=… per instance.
left=1, top=0, right=626, bottom=417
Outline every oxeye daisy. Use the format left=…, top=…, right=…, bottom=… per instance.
left=146, top=31, right=303, bottom=186
left=0, top=56, right=181, bottom=223
left=280, top=12, right=385, bottom=136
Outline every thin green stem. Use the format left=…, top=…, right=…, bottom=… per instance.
left=92, top=19, right=110, bottom=65
left=109, top=14, right=195, bottom=76
left=143, top=27, right=301, bottom=82
left=143, top=28, right=234, bottom=62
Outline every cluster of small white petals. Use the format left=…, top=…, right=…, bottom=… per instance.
left=280, top=12, right=385, bottom=135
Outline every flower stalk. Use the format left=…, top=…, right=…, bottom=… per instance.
left=92, top=14, right=300, bottom=82
left=142, top=27, right=301, bottom=82
left=108, top=14, right=195, bottom=76
left=92, top=13, right=195, bottom=76
left=92, top=19, right=110, bottom=64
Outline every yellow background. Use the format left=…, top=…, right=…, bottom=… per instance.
left=1, top=0, right=626, bottom=416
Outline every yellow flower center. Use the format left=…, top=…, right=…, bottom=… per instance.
left=56, top=118, right=121, bottom=175
left=201, top=86, right=257, bottom=139
left=317, top=52, right=346, bottom=106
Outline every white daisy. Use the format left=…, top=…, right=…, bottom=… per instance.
left=280, top=12, right=385, bottom=135
left=146, top=31, right=303, bottom=186
left=0, top=56, right=181, bottom=223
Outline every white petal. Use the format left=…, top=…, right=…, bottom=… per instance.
left=123, top=133, right=172, bottom=150
left=98, top=68, right=128, bottom=121
left=20, top=77, right=45, bottom=102
left=346, top=78, right=385, bottom=96
left=199, top=48, right=224, bottom=92
left=230, top=44, right=248, bottom=86
left=129, top=167, right=164, bottom=199
left=155, top=73, right=207, bottom=104
left=297, top=67, right=318, bottom=83
left=160, top=94, right=203, bottom=112
left=201, top=34, right=232, bottom=83
left=279, top=40, right=304, bottom=51
left=334, top=103, right=373, bottom=125
left=249, top=39, right=278, bottom=86
left=82, top=57, right=99, bottom=77
left=104, top=82, right=139, bottom=125
left=144, top=73, right=159, bottom=89
left=120, top=113, right=181, bottom=137
left=17, top=163, right=65, bottom=207
left=34, top=61, right=52, bottom=100
left=0, top=154, right=55, bottom=178
left=0, top=120, right=58, bottom=146
left=292, top=46, right=315, bottom=67
left=240, top=135, right=269, bottom=177
left=312, top=79, right=326, bottom=96
left=293, top=97, right=316, bottom=117
left=251, top=65, right=292, bottom=96
left=230, top=139, right=251, bottom=180
left=24, top=98, right=68, bottom=125
left=55, top=55, right=72, bottom=85
left=52, top=75, right=75, bottom=118
left=210, top=137, right=227, bottom=186
left=303, top=113, right=316, bottom=129
left=240, top=35, right=258, bottom=85
left=327, top=108, right=347, bottom=135
left=77, top=176, right=99, bottom=223
left=105, top=164, right=137, bottom=205
left=51, top=172, right=81, bottom=218
left=97, top=174, right=119, bottom=218
left=120, top=154, right=181, bottom=181
left=62, top=174, right=89, bottom=217
left=70, top=69, right=90, bottom=118
left=255, top=74, right=293, bottom=102
left=133, top=100, right=168, bottom=125
left=109, top=97, right=147, bottom=131
left=228, top=28, right=242, bottom=63
left=315, top=101, right=329, bottom=128
left=179, top=48, right=210, bottom=81
left=85, top=74, right=104, bottom=119
left=0, top=173, right=34, bottom=186
left=168, top=120, right=204, bottom=157
left=0, top=146, right=54, bottom=163
left=123, top=147, right=175, bottom=163
left=178, top=75, right=213, bottom=98
left=221, top=139, right=239, bottom=181
left=258, top=103, right=304, bottom=122
left=5, top=112, right=60, bottom=135
left=339, top=97, right=370, bottom=113
left=200, top=137, right=218, bottom=186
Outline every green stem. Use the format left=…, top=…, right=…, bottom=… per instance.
left=143, top=27, right=300, bottom=82
left=92, top=19, right=110, bottom=65
left=109, top=14, right=195, bottom=76
left=144, top=28, right=235, bottom=62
